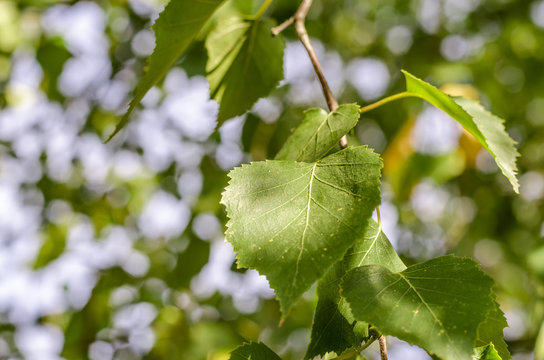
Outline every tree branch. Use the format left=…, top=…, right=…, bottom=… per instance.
left=379, top=335, right=388, bottom=360
left=292, top=0, right=338, bottom=113
left=274, top=0, right=344, bottom=147
left=271, top=16, right=294, bottom=35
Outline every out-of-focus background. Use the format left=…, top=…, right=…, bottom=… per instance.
left=0, top=0, right=543, bottom=359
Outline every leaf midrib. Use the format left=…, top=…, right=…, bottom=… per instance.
left=293, top=163, right=317, bottom=287
left=397, top=272, right=458, bottom=357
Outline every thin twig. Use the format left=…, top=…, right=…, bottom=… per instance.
left=292, top=0, right=338, bottom=113
left=333, top=336, right=377, bottom=360
left=379, top=335, right=388, bottom=360
left=271, top=16, right=294, bottom=35
left=287, top=0, right=346, bottom=148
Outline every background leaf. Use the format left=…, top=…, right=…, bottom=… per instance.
left=341, top=255, right=496, bottom=360
left=206, top=17, right=284, bottom=124
left=230, top=341, right=282, bottom=360
left=306, top=219, right=405, bottom=359
left=222, top=147, right=382, bottom=316
left=402, top=70, right=519, bottom=192
left=109, top=0, right=225, bottom=140
left=275, top=104, right=360, bottom=162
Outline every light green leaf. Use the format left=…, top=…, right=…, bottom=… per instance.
left=222, top=147, right=382, bottom=316
left=454, top=98, right=519, bottom=193
left=475, top=300, right=510, bottom=360
left=402, top=70, right=520, bottom=193
left=341, top=255, right=496, bottom=360
left=306, top=220, right=405, bottom=359
left=109, top=0, right=225, bottom=140
left=275, top=104, right=361, bottom=162
left=230, top=341, right=281, bottom=360
left=206, top=17, right=284, bottom=124
left=473, top=344, right=502, bottom=360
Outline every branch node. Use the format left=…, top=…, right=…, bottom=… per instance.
left=271, top=17, right=294, bottom=36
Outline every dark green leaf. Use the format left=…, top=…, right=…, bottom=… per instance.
left=475, top=301, right=510, bottom=360
left=230, top=342, right=281, bottom=360
left=275, top=104, right=360, bottom=162
left=306, top=219, right=405, bottom=359
left=473, top=344, right=502, bottom=360
left=341, top=255, right=496, bottom=360
left=206, top=17, right=284, bottom=124
left=402, top=70, right=519, bottom=193
left=222, top=147, right=382, bottom=316
left=109, top=0, right=225, bottom=140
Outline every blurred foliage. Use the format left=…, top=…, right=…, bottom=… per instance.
left=0, top=0, right=543, bottom=359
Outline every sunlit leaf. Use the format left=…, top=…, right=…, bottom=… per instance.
left=108, top=0, right=225, bottom=140
left=275, top=104, right=360, bottom=162
left=341, top=255, right=496, bottom=360
left=402, top=70, right=519, bottom=193
left=222, top=147, right=382, bottom=315
left=206, top=17, right=284, bottom=124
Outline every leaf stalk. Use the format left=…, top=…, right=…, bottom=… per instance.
left=255, top=0, right=274, bottom=20
left=359, top=91, right=422, bottom=114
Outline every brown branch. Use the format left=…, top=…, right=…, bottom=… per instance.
left=271, top=16, right=294, bottom=36
left=379, top=335, right=388, bottom=360
left=273, top=0, right=346, bottom=147
left=293, top=0, right=338, bottom=112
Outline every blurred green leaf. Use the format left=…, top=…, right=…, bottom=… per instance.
left=36, top=37, right=71, bottom=101
left=206, top=17, right=284, bottom=124
left=230, top=341, right=282, bottom=359
left=109, top=0, right=226, bottom=140
left=33, top=223, right=67, bottom=269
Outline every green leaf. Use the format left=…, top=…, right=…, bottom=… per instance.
left=230, top=342, right=281, bottom=360
left=473, top=344, right=502, bottom=360
left=341, top=255, right=496, bottom=360
left=475, top=300, right=510, bottom=360
left=402, top=70, right=520, bottom=193
left=306, top=219, right=405, bottom=359
left=275, top=104, right=361, bottom=162
left=108, top=0, right=225, bottom=140
left=454, top=98, right=519, bottom=193
left=222, top=147, right=382, bottom=316
left=206, top=17, right=284, bottom=124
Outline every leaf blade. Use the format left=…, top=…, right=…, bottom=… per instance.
left=473, top=344, right=502, bottom=360
left=275, top=104, right=361, bottom=162
left=475, top=300, right=510, bottom=360
left=206, top=17, right=284, bottom=124
left=341, top=255, right=496, bottom=360
left=402, top=70, right=520, bottom=192
left=306, top=219, right=405, bottom=359
left=222, top=147, right=382, bottom=316
left=108, top=0, right=225, bottom=140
